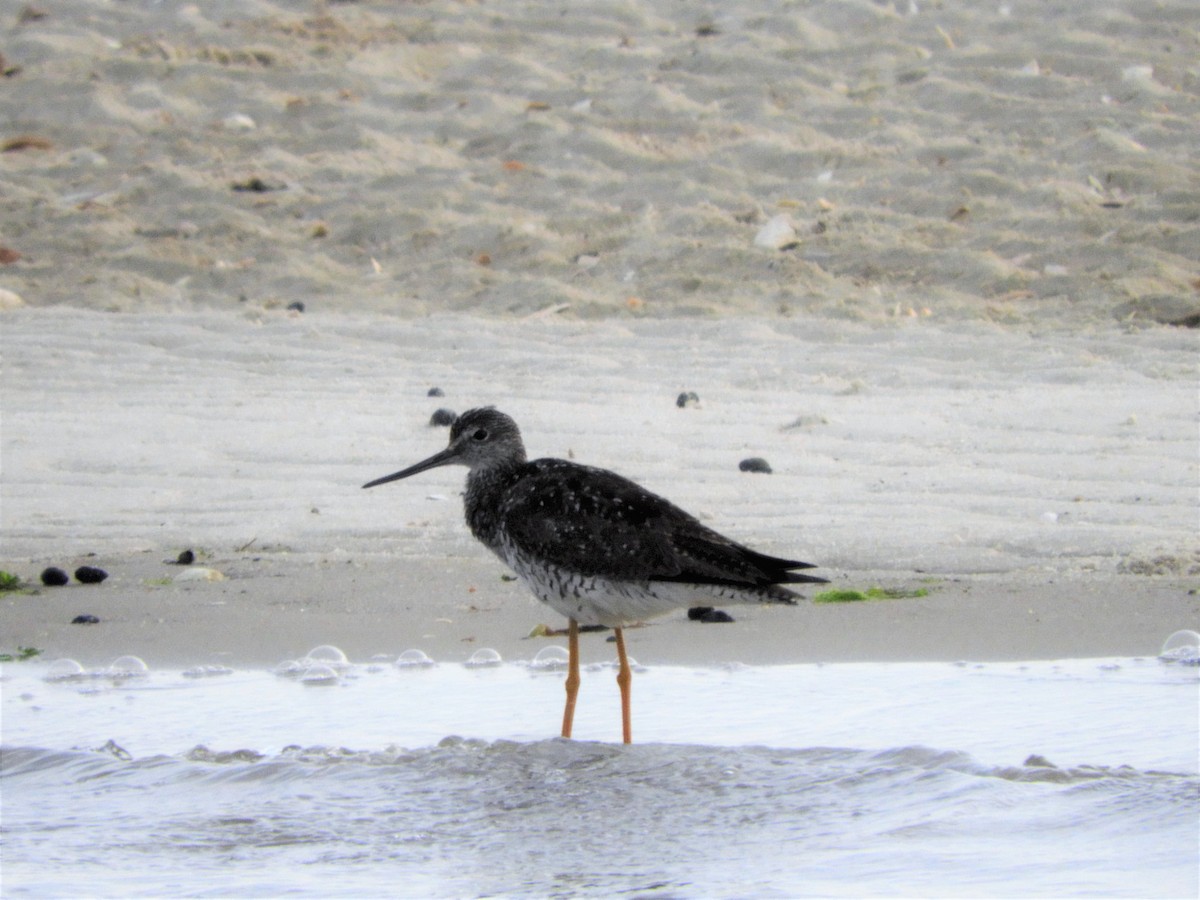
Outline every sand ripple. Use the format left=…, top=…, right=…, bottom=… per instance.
left=1, top=0, right=1196, bottom=322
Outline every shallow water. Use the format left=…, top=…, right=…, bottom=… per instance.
left=3, top=656, right=1197, bottom=898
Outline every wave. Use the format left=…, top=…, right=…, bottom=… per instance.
left=4, top=739, right=1195, bottom=898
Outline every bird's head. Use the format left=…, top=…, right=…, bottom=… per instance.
left=363, top=407, right=527, bottom=489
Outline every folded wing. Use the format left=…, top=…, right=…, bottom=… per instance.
left=499, top=460, right=827, bottom=588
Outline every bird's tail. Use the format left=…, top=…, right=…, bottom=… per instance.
left=745, top=551, right=829, bottom=588
left=779, top=569, right=829, bottom=586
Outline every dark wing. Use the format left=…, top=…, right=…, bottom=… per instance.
left=499, top=459, right=826, bottom=587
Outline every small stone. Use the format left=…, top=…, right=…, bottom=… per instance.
left=67, top=147, right=108, bottom=168
left=40, top=567, right=69, bottom=587
left=71, top=614, right=100, bottom=625
left=687, top=606, right=734, bottom=623
left=427, top=387, right=445, bottom=397
left=231, top=176, right=283, bottom=193
left=175, top=549, right=195, bottom=565
left=223, top=112, right=256, bottom=130
left=738, top=457, right=773, bottom=474
left=676, top=391, right=700, bottom=408
left=173, top=567, right=225, bottom=582
left=74, top=566, right=108, bottom=584
left=286, top=301, right=305, bottom=313
left=1121, top=65, right=1155, bottom=83
left=429, top=408, right=457, bottom=427
left=1, top=134, right=52, bottom=151
left=782, top=414, right=828, bottom=430
left=754, top=214, right=799, bottom=250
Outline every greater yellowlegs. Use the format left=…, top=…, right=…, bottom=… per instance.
left=364, top=407, right=826, bottom=743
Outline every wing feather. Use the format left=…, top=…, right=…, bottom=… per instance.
left=499, top=460, right=825, bottom=587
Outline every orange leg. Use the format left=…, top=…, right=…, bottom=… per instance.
left=614, top=626, right=632, bottom=744
left=561, top=618, right=580, bottom=739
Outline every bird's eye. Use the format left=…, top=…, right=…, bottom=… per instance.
left=472, top=428, right=489, bottom=442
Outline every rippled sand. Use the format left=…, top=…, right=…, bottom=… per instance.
left=0, top=311, right=1195, bottom=667
left=1, top=0, right=1197, bottom=323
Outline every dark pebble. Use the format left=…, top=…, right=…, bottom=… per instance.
left=739, top=457, right=773, bottom=474
left=286, top=301, right=305, bottom=313
left=231, top=177, right=282, bottom=193
left=71, top=614, right=100, bottom=625
left=1169, top=311, right=1200, bottom=328
left=676, top=391, right=700, bottom=408
left=429, top=408, right=457, bottom=427
left=74, top=566, right=108, bottom=584
left=695, top=608, right=735, bottom=624
left=427, top=387, right=445, bottom=397
left=175, top=549, right=195, bottom=565
left=687, top=606, right=714, bottom=620
left=40, top=567, right=69, bottom=587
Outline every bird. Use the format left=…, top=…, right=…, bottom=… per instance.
left=363, top=407, right=827, bottom=743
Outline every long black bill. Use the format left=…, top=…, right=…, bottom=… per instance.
left=362, top=446, right=460, bottom=489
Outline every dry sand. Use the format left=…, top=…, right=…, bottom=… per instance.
left=0, top=0, right=1196, bottom=323
left=0, top=1, right=1197, bottom=669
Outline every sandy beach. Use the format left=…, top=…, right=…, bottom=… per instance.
left=1, top=0, right=1198, bottom=670
left=1, top=311, right=1196, bottom=668
left=2, top=9, right=1198, bottom=895
left=1, top=0, right=1197, bottom=324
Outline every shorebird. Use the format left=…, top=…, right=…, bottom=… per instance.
left=364, top=407, right=826, bottom=743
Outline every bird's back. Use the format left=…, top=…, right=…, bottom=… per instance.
left=469, top=457, right=824, bottom=592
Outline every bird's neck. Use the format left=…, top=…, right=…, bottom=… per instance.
left=463, top=462, right=521, bottom=551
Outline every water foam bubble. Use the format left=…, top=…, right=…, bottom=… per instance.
left=182, top=665, right=234, bottom=679
left=107, top=655, right=149, bottom=677
left=529, top=645, right=570, bottom=670
left=395, top=649, right=435, bottom=668
left=300, top=663, right=341, bottom=685
left=465, top=648, right=502, bottom=668
left=303, top=645, right=350, bottom=669
left=273, top=659, right=304, bottom=677
left=588, top=656, right=643, bottom=673
left=1159, top=630, right=1200, bottom=666
left=44, top=658, right=87, bottom=681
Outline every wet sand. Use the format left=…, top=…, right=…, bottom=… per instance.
left=2, top=549, right=1196, bottom=669
left=1, top=312, right=1195, bottom=669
